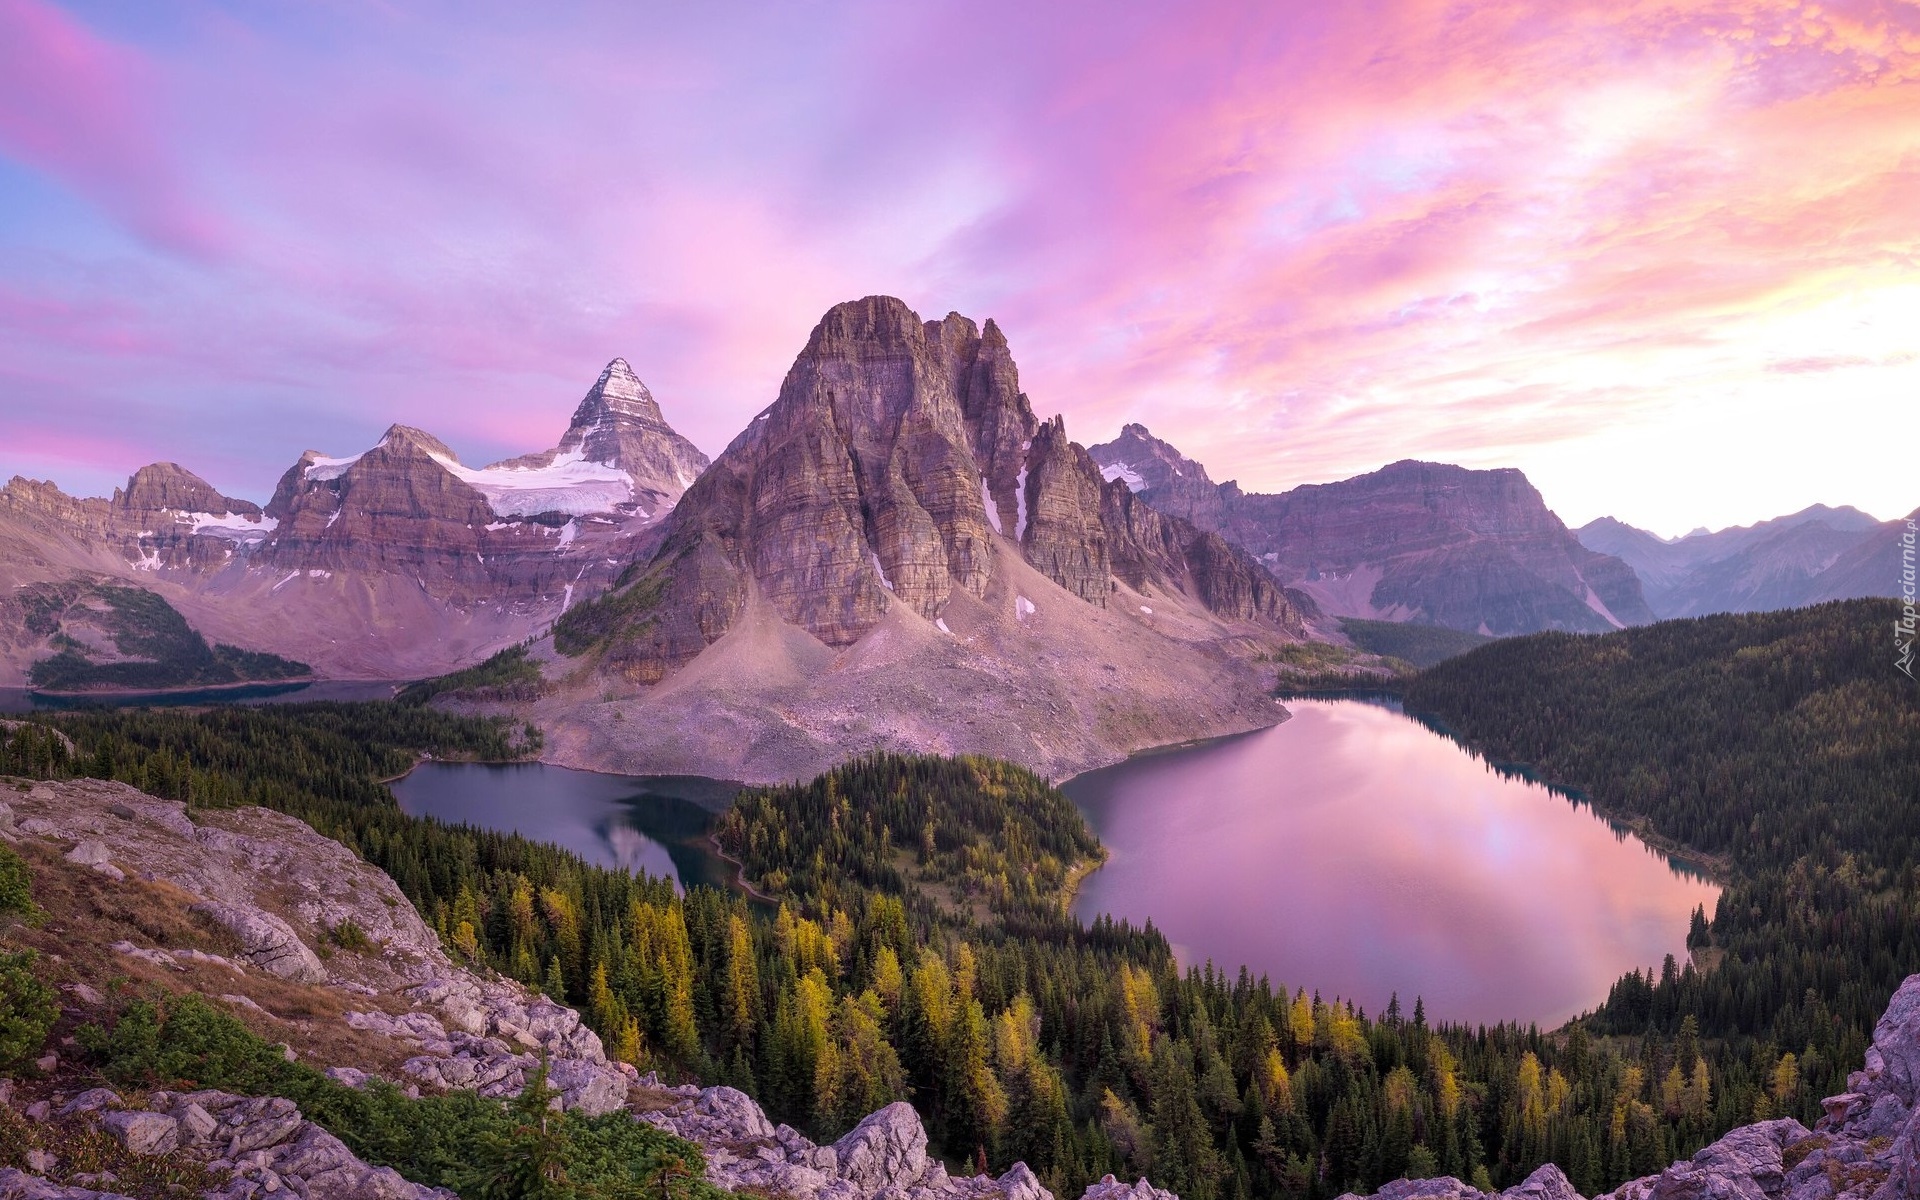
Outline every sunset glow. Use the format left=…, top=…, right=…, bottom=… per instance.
left=2, top=0, right=1916, bottom=532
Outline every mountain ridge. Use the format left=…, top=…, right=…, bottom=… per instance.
left=1087, top=425, right=1650, bottom=635
left=0, top=359, right=707, bottom=685
left=1575, top=505, right=1914, bottom=618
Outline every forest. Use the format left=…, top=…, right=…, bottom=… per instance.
left=0, top=598, right=1908, bottom=1200
left=16, top=580, right=311, bottom=691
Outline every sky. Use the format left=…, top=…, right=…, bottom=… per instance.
left=0, top=0, right=1916, bottom=537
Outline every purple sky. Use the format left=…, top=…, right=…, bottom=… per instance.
left=2, top=0, right=1916, bottom=535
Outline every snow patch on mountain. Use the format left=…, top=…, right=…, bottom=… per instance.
left=428, top=449, right=634, bottom=518
left=303, top=453, right=364, bottom=482
left=182, top=511, right=278, bottom=539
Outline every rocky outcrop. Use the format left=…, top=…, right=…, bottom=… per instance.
left=186, top=902, right=329, bottom=983
left=640, top=1079, right=1070, bottom=1200
left=1086, top=430, right=1651, bottom=636
left=11, top=1088, right=450, bottom=1199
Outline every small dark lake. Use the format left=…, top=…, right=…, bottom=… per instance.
left=390, top=762, right=741, bottom=894
left=1064, top=699, right=1719, bottom=1028
left=0, top=680, right=402, bottom=712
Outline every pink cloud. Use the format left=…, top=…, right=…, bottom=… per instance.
left=0, top=0, right=1914, bottom=530
left=0, top=0, right=225, bottom=255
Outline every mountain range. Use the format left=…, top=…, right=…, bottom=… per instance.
left=1575, top=505, right=1914, bottom=619
left=3, top=293, right=1906, bottom=780
left=1087, top=424, right=1653, bottom=634
left=0, top=359, right=704, bottom=684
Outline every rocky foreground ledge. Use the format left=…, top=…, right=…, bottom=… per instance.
left=2, top=777, right=1917, bottom=1200
left=0, top=778, right=1175, bottom=1200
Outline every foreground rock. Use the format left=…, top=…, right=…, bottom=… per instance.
left=8, top=779, right=632, bottom=1115
left=640, top=1081, right=1114, bottom=1200
left=8, top=1088, right=452, bottom=1200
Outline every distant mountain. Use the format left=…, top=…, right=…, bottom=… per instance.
left=1088, top=425, right=1650, bottom=635
left=529, top=297, right=1312, bottom=784
left=0, top=359, right=706, bottom=685
left=1574, top=504, right=1911, bottom=618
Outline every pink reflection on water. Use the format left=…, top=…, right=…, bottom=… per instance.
left=1067, top=700, right=1718, bottom=1027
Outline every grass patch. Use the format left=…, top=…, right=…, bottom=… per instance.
left=553, top=572, right=669, bottom=657
left=80, top=992, right=724, bottom=1200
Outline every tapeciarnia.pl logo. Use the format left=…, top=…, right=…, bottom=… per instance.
left=1899, top=518, right=1916, bottom=680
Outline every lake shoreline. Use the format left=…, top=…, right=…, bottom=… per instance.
left=1063, top=697, right=1721, bottom=1029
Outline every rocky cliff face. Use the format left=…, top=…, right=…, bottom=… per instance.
left=522, top=298, right=1309, bottom=784
left=1576, top=506, right=1913, bottom=619
left=0, top=359, right=707, bottom=684
left=1088, top=430, right=1650, bottom=636
left=583, top=297, right=1304, bottom=684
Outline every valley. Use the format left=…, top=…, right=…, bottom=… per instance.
left=3, top=596, right=1911, bottom=1200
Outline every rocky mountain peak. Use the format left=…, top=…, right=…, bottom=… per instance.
left=500, top=358, right=711, bottom=503
left=376, top=424, right=460, bottom=461
left=115, top=462, right=261, bottom=518
left=1091, top=424, right=1215, bottom=488
left=571, top=297, right=1305, bottom=687
left=1087, top=424, right=1227, bottom=530
left=576, top=357, right=663, bottom=423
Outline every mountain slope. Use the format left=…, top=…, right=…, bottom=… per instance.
left=526, top=297, right=1309, bottom=783
left=1088, top=426, right=1649, bottom=635
left=0, top=360, right=707, bottom=685
left=1575, top=505, right=1911, bottom=617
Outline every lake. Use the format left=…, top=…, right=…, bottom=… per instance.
left=0, top=680, right=402, bottom=712
left=1064, top=698, right=1719, bottom=1028
left=381, top=700, right=1717, bottom=1027
left=390, top=762, right=741, bottom=894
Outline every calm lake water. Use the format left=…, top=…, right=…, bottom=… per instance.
left=0, top=680, right=401, bottom=712
left=1065, top=699, right=1719, bottom=1028
left=390, top=762, right=740, bottom=894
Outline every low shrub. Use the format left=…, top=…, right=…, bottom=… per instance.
left=82, top=993, right=720, bottom=1199
left=0, top=949, right=58, bottom=1072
